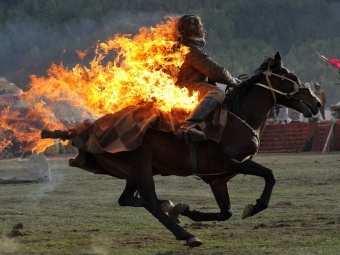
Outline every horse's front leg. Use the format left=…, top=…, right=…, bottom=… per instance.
left=230, top=160, right=276, bottom=219
left=180, top=178, right=233, bottom=222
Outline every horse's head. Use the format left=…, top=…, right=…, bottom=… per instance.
left=255, top=52, right=320, bottom=117
left=226, top=52, right=320, bottom=118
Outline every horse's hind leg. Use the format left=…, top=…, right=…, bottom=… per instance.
left=180, top=178, right=233, bottom=222
left=118, top=179, right=143, bottom=207
left=118, top=179, right=173, bottom=209
left=131, top=144, right=202, bottom=247
left=230, top=160, right=276, bottom=219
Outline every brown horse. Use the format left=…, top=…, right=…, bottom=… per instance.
left=42, top=52, right=320, bottom=247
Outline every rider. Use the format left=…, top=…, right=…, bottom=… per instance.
left=175, top=14, right=237, bottom=143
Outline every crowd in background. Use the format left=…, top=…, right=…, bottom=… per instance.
left=267, top=81, right=340, bottom=124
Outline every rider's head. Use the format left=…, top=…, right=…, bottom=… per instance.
left=178, top=15, right=205, bottom=38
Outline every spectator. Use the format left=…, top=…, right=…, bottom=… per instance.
left=302, top=82, right=323, bottom=122
left=277, top=106, right=289, bottom=124
left=267, top=107, right=278, bottom=124
left=314, top=82, right=326, bottom=120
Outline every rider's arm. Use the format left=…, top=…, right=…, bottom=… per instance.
left=187, top=44, right=237, bottom=87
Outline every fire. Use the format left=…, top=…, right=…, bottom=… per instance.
left=0, top=16, right=198, bottom=153
left=0, top=100, right=65, bottom=153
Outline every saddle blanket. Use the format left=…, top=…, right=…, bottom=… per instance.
left=68, top=102, right=228, bottom=155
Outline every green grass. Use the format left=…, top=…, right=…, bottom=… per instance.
left=0, top=152, right=339, bottom=254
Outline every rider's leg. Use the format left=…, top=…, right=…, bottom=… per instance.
left=176, top=84, right=225, bottom=143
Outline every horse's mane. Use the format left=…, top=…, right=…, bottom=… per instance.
left=224, top=56, right=282, bottom=116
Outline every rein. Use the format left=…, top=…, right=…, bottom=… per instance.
left=228, top=68, right=310, bottom=142
left=228, top=68, right=306, bottom=150
left=228, top=111, right=259, bottom=140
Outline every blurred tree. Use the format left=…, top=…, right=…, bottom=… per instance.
left=0, top=0, right=339, bottom=107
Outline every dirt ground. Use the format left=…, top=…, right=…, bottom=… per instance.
left=0, top=152, right=339, bottom=254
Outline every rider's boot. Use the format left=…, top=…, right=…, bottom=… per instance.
left=175, top=97, right=220, bottom=143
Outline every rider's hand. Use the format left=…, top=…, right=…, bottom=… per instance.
left=233, top=77, right=242, bottom=85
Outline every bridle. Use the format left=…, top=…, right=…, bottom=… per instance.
left=227, top=66, right=317, bottom=164
left=192, top=65, right=317, bottom=177
left=253, top=67, right=313, bottom=106
left=230, top=66, right=315, bottom=139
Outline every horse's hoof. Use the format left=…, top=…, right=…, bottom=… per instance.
left=186, top=236, right=203, bottom=247
left=168, top=202, right=189, bottom=223
left=171, top=202, right=189, bottom=214
left=161, top=200, right=174, bottom=213
left=168, top=213, right=181, bottom=223
left=242, top=204, right=254, bottom=219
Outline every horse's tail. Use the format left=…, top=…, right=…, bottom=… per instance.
left=41, top=129, right=70, bottom=140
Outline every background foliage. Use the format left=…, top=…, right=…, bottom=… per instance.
left=1, top=0, right=340, bottom=106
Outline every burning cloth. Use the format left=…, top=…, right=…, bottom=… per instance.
left=68, top=102, right=228, bottom=174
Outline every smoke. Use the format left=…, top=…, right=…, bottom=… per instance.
left=89, top=235, right=111, bottom=255
left=25, top=159, right=65, bottom=203
left=0, top=172, right=61, bottom=254
left=90, top=245, right=110, bottom=255
left=0, top=234, right=19, bottom=254
left=0, top=11, right=181, bottom=89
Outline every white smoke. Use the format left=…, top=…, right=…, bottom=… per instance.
left=0, top=234, right=19, bottom=254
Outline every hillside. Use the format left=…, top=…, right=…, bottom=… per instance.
left=0, top=0, right=339, bottom=106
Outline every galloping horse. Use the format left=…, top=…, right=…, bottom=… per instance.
left=42, top=52, right=320, bottom=247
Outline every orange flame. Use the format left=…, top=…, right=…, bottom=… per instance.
left=75, top=46, right=93, bottom=60
left=0, top=16, right=198, bottom=154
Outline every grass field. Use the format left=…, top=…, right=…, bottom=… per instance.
left=0, top=152, right=339, bottom=255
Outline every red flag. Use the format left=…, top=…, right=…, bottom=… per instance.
left=328, top=58, right=340, bottom=69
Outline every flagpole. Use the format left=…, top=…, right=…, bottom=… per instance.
left=309, top=43, right=340, bottom=80
left=322, top=118, right=335, bottom=153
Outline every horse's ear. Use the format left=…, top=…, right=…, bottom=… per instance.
left=274, top=52, right=281, bottom=61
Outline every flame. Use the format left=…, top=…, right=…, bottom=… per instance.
left=75, top=46, right=93, bottom=60
left=0, top=16, right=198, bottom=154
